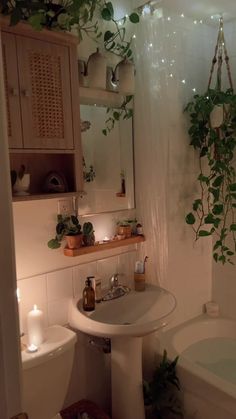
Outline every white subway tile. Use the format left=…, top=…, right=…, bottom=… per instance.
left=47, top=298, right=70, bottom=326
left=47, top=268, right=73, bottom=302
left=97, top=256, right=119, bottom=289
left=17, top=275, right=47, bottom=307
left=73, top=262, right=97, bottom=298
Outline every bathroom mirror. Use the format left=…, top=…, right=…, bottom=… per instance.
left=78, top=104, right=135, bottom=215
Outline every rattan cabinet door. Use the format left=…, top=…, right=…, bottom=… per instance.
left=1, top=32, right=23, bottom=148
left=16, top=36, right=74, bottom=149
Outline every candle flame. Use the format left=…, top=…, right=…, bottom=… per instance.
left=33, top=304, right=38, bottom=311
left=16, top=288, right=20, bottom=302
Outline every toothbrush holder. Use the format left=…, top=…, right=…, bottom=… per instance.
left=134, top=273, right=146, bottom=292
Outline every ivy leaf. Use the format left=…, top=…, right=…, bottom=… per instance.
left=199, top=230, right=212, bottom=236
left=198, top=174, right=209, bottom=184
left=129, top=12, right=140, bottom=23
left=213, top=253, right=218, bottom=262
left=101, top=7, right=112, bottom=20
left=193, top=199, right=202, bottom=211
left=204, top=214, right=215, bottom=224
left=212, top=175, right=224, bottom=188
left=209, top=187, right=220, bottom=202
left=213, top=240, right=222, bottom=251
left=229, top=183, right=236, bottom=191
left=113, top=111, right=120, bottom=121
left=200, top=146, right=208, bottom=157
left=230, top=224, right=236, bottom=231
left=212, top=204, right=223, bottom=215
left=47, top=239, right=60, bottom=249
left=102, top=129, right=107, bottom=136
left=104, top=30, right=114, bottom=42
left=105, top=2, right=114, bottom=19
left=185, top=213, right=195, bottom=225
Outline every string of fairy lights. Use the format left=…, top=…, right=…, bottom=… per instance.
left=118, top=2, right=226, bottom=95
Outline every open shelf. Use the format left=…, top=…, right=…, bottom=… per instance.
left=79, top=86, right=124, bottom=108
left=64, top=235, right=145, bottom=257
left=10, top=152, right=77, bottom=199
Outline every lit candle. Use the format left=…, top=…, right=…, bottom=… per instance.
left=103, top=236, right=110, bottom=243
left=27, top=343, right=38, bottom=353
left=27, top=305, right=44, bottom=347
left=16, top=288, right=24, bottom=336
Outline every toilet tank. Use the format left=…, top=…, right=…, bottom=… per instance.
left=21, top=325, right=77, bottom=419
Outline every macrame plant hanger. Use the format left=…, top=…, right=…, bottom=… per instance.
left=208, top=17, right=234, bottom=92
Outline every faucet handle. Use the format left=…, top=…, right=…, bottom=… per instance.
left=110, top=273, right=119, bottom=288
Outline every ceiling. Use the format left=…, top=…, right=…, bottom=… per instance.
left=131, top=0, right=236, bottom=22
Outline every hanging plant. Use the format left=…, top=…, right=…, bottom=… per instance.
left=102, top=95, right=133, bottom=135
left=185, top=18, right=236, bottom=264
left=0, top=1, right=139, bottom=53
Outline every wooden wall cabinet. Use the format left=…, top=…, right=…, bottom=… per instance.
left=1, top=18, right=83, bottom=200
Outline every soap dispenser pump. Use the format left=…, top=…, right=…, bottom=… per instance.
left=83, top=276, right=95, bottom=311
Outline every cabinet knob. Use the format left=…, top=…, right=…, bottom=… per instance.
left=10, top=88, right=19, bottom=97
left=22, top=89, right=30, bottom=98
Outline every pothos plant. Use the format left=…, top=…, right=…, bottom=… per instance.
left=185, top=88, right=236, bottom=264
left=0, top=1, right=139, bottom=55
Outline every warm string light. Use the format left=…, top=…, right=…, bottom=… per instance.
left=132, top=8, right=223, bottom=93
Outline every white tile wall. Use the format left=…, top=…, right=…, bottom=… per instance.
left=17, top=251, right=136, bottom=334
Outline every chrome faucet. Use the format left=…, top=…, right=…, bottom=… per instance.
left=110, top=273, right=119, bottom=289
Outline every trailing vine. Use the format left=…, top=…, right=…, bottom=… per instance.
left=185, top=88, right=236, bottom=264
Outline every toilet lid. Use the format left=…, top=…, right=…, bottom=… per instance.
left=21, top=325, right=77, bottom=370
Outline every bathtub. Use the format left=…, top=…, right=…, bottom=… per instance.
left=159, top=315, right=236, bottom=419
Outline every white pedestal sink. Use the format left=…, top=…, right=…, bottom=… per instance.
left=69, top=284, right=176, bottom=419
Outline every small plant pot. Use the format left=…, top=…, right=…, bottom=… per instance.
left=117, top=225, right=132, bottom=238
left=66, top=234, right=83, bottom=250
left=83, top=234, right=95, bottom=247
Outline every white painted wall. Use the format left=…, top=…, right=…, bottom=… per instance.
left=211, top=20, right=236, bottom=319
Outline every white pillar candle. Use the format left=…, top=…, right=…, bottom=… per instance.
left=27, top=305, right=44, bottom=347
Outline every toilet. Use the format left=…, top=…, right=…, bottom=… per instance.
left=21, top=325, right=77, bottom=419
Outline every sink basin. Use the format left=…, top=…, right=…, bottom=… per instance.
left=69, top=284, right=176, bottom=419
left=69, top=284, right=176, bottom=338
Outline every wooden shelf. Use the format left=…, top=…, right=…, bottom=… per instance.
left=12, top=191, right=83, bottom=202
left=79, top=86, right=124, bottom=108
left=64, top=235, right=145, bottom=257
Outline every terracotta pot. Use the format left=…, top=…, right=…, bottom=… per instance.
left=117, top=225, right=132, bottom=238
left=66, top=234, right=83, bottom=250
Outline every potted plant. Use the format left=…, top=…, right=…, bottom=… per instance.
left=48, top=214, right=82, bottom=250
left=143, top=350, right=183, bottom=419
left=116, top=218, right=137, bottom=238
left=83, top=222, right=95, bottom=247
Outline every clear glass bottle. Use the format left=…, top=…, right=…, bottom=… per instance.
left=83, top=277, right=95, bottom=311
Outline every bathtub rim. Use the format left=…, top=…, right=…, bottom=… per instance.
left=159, top=314, right=236, bottom=403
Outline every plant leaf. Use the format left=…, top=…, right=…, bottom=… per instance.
left=129, top=12, right=140, bottom=23
left=185, top=213, right=195, bottom=225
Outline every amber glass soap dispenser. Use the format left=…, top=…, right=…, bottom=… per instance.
left=83, top=276, right=95, bottom=311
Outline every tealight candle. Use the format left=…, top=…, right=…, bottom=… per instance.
left=27, top=343, right=38, bottom=353
left=27, top=305, right=44, bottom=347
left=103, top=236, right=110, bottom=243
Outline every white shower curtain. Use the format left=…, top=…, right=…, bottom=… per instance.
left=134, top=9, right=170, bottom=286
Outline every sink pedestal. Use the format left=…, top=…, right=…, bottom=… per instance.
left=111, top=336, right=145, bottom=419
